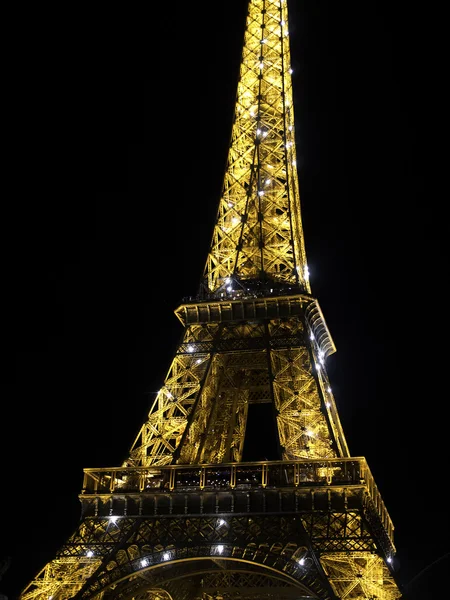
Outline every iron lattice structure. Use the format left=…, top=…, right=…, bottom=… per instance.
left=21, top=1, right=403, bottom=599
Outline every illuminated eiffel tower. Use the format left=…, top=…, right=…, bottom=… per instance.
left=21, top=1, right=403, bottom=598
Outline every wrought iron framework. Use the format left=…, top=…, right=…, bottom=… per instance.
left=20, top=1, right=403, bottom=599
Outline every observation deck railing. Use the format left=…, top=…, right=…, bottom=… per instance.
left=81, top=457, right=394, bottom=544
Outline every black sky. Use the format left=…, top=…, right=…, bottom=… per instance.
left=1, top=2, right=448, bottom=598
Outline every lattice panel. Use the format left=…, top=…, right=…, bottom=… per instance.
left=184, top=324, right=220, bottom=343
left=128, top=339, right=211, bottom=467
left=320, top=553, right=402, bottom=600
left=300, top=512, right=376, bottom=553
left=221, top=323, right=266, bottom=339
left=194, top=354, right=252, bottom=464
left=20, top=559, right=100, bottom=600
left=271, top=347, right=336, bottom=459
left=268, top=317, right=304, bottom=337
left=177, top=354, right=225, bottom=464
left=59, top=518, right=138, bottom=557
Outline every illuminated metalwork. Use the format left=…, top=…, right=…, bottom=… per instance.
left=202, top=0, right=309, bottom=295
left=20, top=1, right=402, bottom=598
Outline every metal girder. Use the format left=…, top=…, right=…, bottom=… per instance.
left=19, top=1, right=402, bottom=599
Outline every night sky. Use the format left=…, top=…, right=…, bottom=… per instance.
left=1, top=2, right=448, bottom=598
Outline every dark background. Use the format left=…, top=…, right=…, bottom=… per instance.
left=1, top=1, right=448, bottom=598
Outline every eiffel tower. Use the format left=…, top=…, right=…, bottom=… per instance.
left=21, top=1, right=403, bottom=599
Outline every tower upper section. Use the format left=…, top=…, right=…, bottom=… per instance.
left=202, top=0, right=310, bottom=298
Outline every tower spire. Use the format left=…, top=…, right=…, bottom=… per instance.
left=203, top=0, right=310, bottom=297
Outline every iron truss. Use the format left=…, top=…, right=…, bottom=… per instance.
left=21, top=468, right=400, bottom=599
left=19, top=0, right=403, bottom=598
left=127, top=299, right=347, bottom=468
